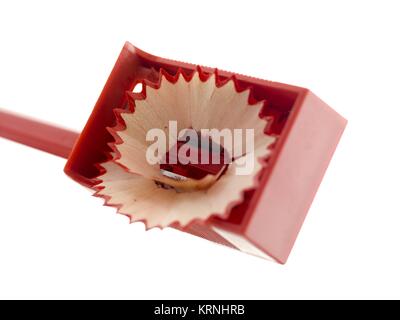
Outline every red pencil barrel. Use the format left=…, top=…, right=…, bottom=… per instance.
left=0, top=109, right=79, bottom=159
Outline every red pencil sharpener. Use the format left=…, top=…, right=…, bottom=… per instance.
left=61, top=42, right=347, bottom=263
left=0, top=42, right=346, bottom=264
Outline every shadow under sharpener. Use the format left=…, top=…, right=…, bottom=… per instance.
left=64, top=42, right=347, bottom=264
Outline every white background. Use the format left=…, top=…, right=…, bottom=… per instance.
left=0, top=0, right=399, bottom=299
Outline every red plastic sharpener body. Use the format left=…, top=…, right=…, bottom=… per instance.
left=64, top=42, right=347, bottom=263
